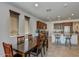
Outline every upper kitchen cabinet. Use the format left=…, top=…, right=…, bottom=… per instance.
left=37, top=21, right=47, bottom=29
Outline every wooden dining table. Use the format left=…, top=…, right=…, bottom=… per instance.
left=12, top=38, right=37, bottom=57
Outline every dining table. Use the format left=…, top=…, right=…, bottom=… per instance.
left=12, top=38, right=37, bottom=57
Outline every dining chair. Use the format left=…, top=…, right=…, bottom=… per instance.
left=17, top=36, right=25, bottom=56
left=42, top=32, right=48, bottom=55
left=27, top=34, right=43, bottom=57
left=45, top=31, right=48, bottom=51
left=30, top=41, right=43, bottom=57
left=28, top=34, right=34, bottom=48
left=3, top=42, right=22, bottom=57
left=17, top=36, right=25, bottom=45
left=43, top=38, right=48, bottom=55
left=17, top=36, right=25, bottom=49
left=28, top=34, right=33, bottom=43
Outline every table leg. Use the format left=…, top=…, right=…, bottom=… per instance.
left=41, top=48, right=43, bottom=57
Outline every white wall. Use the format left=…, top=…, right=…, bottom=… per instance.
left=52, top=19, right=79, bottom=23
left=46, top=22, right=54, bottom=37
left=0, top=3, right=45, bottom=56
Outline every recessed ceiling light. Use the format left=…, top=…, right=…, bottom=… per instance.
left=57, top=16, right=61, bottom=20
left=34, top=3, right=39, bottom=7
left=72, top=13, right=74, bottom=16
left=57, top=16, right=61, bottom=18
left=64, top=3, right=68, bottom=7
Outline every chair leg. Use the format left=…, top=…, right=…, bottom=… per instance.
left=46, top=40, right=48, bottom=51
left=69, top=39, right=71, bottom=47
left=65, top=39, right=67, bottom=46
left=43, top=46, right=45, bottom=55
left=41, top=49, right=43, bottom=57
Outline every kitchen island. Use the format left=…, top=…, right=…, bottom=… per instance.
left=52, top=33, right=78, bottom=45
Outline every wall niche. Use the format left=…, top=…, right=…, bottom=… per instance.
left=73, top=22, right=79, bottom=33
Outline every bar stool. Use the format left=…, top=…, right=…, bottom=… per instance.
left=65, top=35, right=71, bottom=47
left=55, top=34, right=61, bottom=45
left=28, top=34, right=43, bottom=57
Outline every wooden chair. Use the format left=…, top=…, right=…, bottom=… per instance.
left=3, top=42, right=22, bottom=57
left=28, top=34, right=33, bottom=41
left=43, top=32, right=48, bottom=55
left=30, top=40, right=43, bottom=57
left=28, top=34, right=43, bottom=57
left=17, top=36, right=25, bottom=50
left=17, top=36, right=25, bottom=45
left=17, top=36, right=25, bottom=56
left=43, top=38, right=48, bottom=55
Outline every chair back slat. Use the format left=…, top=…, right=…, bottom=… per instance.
left=3, top=42, right=13, bottom=57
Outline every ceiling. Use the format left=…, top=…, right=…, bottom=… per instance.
left=8, top=2, right=79, bottom=21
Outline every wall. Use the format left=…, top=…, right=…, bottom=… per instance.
left=46, top=22, right=53, bottom=37
left=52, top=19, right=79, bottom=23
left=0, top=3, right=45, bottom=56
left=73, top=22, right=79, bottom=32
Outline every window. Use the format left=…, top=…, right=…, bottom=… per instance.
left=24, top=16, right=30, bottom=34
left=9, top=10, right=20, bottom=36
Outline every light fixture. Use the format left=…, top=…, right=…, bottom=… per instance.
left=72, top=13, right=74, bottom=16
left=57, top=16, right=61, bottom=18
left=57, top=16, right=61, bottom=20
left=34, top=3, right=39, bottom=7
left=64, top=3, right=68, bottom=7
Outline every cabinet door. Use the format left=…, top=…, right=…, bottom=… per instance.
left=37, top=21, right=47, bottom=29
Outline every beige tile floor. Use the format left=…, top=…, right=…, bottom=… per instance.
left=30, top=38, right=79, bottom=57
left=46, top=39, right=79, bottom=57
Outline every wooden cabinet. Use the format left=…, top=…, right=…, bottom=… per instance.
left=37, top=21, right=47, bottom=29
left=63, top=22, right=72, bottom=26
left=54, top=22, right=73, bottom=33
left=54, top=23, right=63, bottom=29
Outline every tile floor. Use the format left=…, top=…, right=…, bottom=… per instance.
left=46, top=39, right=79, bottom=57
left=30, top=38, right=79, bottom=57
